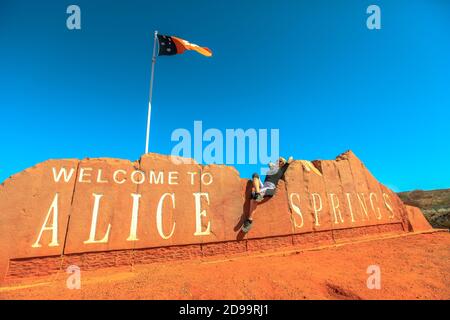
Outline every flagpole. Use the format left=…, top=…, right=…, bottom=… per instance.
left=145, top=30, right=158, bottom=154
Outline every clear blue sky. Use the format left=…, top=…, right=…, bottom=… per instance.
left=1, top=0, right=449, bottom=192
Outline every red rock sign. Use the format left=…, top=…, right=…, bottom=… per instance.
left=0, top=151, right=431, bottom=282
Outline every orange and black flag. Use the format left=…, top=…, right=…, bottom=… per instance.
left=157, top=35, right=212, bottom=57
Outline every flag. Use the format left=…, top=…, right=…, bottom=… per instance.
left=157, top=34, right=212, bottom=57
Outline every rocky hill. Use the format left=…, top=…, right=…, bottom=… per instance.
left=398, top=189, right=450, bottom=229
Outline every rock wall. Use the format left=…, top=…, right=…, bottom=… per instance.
left=0, top=151, right=431, bottom=282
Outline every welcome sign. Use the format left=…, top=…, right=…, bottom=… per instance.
left=0, top=151, right=422, bottom=282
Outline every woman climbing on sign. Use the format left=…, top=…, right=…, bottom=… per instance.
left=242, top=156, right=294, bottom=233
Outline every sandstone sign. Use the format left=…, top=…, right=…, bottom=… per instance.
left=0, top=151, right=432, bottom=282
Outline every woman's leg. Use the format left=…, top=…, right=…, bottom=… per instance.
left=248, top=198, right=258, bottom=220
left=252, top=173, right=261, bottom=194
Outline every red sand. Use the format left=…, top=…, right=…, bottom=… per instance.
left=1, top=232, right=449, bottom=300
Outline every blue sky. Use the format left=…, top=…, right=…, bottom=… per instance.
left=0, top=0, right=449, bottom=191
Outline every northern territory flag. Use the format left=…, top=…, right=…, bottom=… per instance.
left=157, top=34, right=212, bottom=57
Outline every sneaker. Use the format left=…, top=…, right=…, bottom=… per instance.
left=241, top=219, right=253, bottom=233
left=255, top=193, right=264, bottom=202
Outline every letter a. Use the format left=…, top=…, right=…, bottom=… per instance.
left=171, top=128, right=192, bottom=164
left=32, top=194, right=60, bottom=248
left=66, top=5, right=81, bottom=30
left=367, top=265, right=381, bottom=289
left=366, top=5, right=381, bottom=30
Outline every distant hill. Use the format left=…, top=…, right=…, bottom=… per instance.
left=398, top=189, right=450, bottom=229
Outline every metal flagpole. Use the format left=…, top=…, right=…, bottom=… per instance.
left=145, top=30, right=158, bottom=154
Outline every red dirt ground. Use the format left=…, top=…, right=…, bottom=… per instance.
left=1, top=232, right=449, bottom=300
